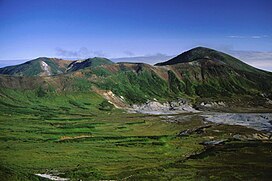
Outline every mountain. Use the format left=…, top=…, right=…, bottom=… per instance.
left=0, top=57, right=71, bottom=76
left=153, top=47, right=272, bottom=98
left=0, top=57, right=114, bottom=76
left=0, top=47, right=271, bottom=109
left=155, top=47, right=269, bottom=74
left=82, top=47, right=272, bottom=105
left=67, top=57, right=114, bottom=72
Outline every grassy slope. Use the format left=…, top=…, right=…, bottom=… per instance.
left=0, top=88, right=194, bottom=180
left=0, top=60, right=42, bottom=76
left=0, top=58, right=71, bottom=76
left=0, top=87, right=271, bottom=180
left=67, top=57, right=114, bottom=72
left=0, top=58, right=271, bottom=108
left=79, top=62, right=272, bottom=107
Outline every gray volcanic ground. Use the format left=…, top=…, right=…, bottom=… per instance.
left=203, top=113, right=272, bottom=132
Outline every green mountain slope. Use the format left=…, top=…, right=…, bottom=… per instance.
left=67, top=57, right=114, bottom=72
left=0, top=47, right=271, bottom=108
left=0, top=57, right=114, bottom=77
left=0, top=57, right=71, bottom=76
left=155, top=47, right=270, bottom=75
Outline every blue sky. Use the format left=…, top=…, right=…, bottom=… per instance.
left=0, top=0, right=272, bottom=70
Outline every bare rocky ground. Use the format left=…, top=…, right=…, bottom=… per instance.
left=129, top=100, right=199, bottom=114
left=202, top=113, right=272, bottom=133
left=129, top=99, right=272, bottom=134
left=159, top=112, right=272, bottom=142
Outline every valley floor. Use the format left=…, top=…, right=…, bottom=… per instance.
left=0, top=92, right=271, bottom=180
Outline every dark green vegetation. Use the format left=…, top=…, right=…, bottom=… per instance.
left=156, top=47, right=267, bottom=74
left=0, top=47, right=272, bottom=180
left=183, top=141, right=272, bottom=180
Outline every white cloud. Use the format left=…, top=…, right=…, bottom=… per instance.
left=111, top=53, right=174, bottom=64
left=227, top=35, right=269, bottom=39
left=227, top=35, right=245, bottom=38
left=226, top=50, right=272, bottom=71
left=251, top=36, right=261, bottom=39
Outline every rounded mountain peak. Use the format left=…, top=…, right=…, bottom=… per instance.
left=155, top=47, right=222, bottom=66
left=154, top=46, right=262, bottom=73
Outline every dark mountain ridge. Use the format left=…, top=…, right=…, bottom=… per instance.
left=155, top=47, right=270, bottom=76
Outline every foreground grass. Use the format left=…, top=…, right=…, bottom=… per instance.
left=0, top=89, right=271, bottom=180
left=0, top=90, right=190, bottom=180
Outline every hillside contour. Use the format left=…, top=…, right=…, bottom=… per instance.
left=0, top=57, right=72, bottom=76
left=0, top=57, right=113, bottom=76
left=0, top=47, right=271, bottom=110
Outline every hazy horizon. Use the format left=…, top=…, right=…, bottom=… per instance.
left=1, top=47, right=272, bottom=72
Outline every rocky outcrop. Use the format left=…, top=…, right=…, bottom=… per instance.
left=93, top=88, right=127, bottom=108
left=200, top=101, right=226, bottom=108
left=130, top=99, right=199, bottom=114
left=233, top=133, right=272, bottom=141
left=177, top=125, right=212, bottom=137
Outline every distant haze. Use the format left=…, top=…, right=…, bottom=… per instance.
left=111, top=54, right=175, bottom=65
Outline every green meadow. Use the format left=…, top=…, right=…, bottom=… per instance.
left=0, top=89, right=271, bottom=180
